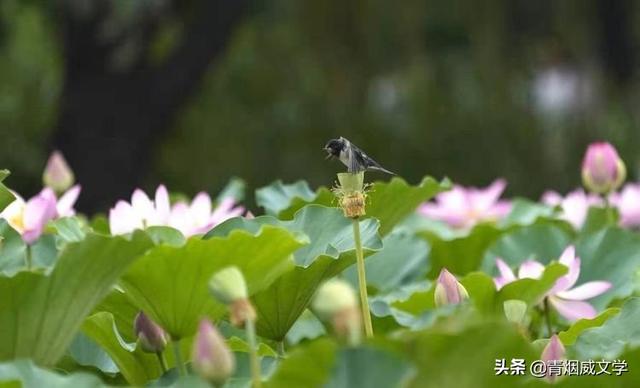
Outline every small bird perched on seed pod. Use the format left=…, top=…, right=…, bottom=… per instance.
left=324, top=137, right=395, bottom=175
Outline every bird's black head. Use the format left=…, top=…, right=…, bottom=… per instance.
left=324, top=138, right=345, bottom=158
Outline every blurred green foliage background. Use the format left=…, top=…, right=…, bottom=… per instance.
left=1, top=0, right=639, bottom=211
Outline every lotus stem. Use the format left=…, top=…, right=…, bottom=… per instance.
left=172, top=340, right=187, bottom=376
left=543, top=298, right=553, bottom=337
left=25, top=244, right=32, bottom=270
left=245, top=318, right=262, bottom=388
left=156, top=351, right=168, bottom=374
left=602, top=195, right=615, bottom=225
left=277, top=341, right=285, bottom=358
left=352, top=218, right=373, bottom=338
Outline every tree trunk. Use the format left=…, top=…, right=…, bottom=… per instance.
left=51, top=0, right=248, bottom=213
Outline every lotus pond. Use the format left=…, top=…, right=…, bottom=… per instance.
left=0, top=144, right=639, bottom=388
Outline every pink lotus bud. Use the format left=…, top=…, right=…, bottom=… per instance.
left=541, top=334, right=565, bottom=382
left=191, top=320, right=235, bottom=385
left=581, top=142, right=626, bottom=194
left=133, top=311, right=169, bottom=353
left=43, top=151, right=75, bottom=193
left=434, top=268, right=469, bottom=307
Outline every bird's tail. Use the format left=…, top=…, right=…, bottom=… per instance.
left=368, top=165, right=396, bottom=175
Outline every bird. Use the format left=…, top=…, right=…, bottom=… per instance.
left=324, top=137, right=395, bottom=175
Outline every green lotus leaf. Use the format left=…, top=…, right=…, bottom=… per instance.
left=581, top=206, right=619, bottom=234
left=1, top=217, right=87, bottom=276
left=226, top=337, right=277, bottom=358
left=82, top=312, right=270, bottom=387
left=252, top=255, right=357, bottom=341
left=573, top=297, right=640, bottom=359
left=343, top=231, right=429, bottom=292
left=50, top=217, right=87, bottom=244
left=81, top=312, right=163, bottom=386
left=207, top=205, right=381, bottom=341
left=496, top=262, right=568, bottom=306
left=266, top=338, right=411, bottom=388
left=120, top=224, right=306, bottom=339
left=216, top=177, right=247, bottom=202
left=0, top=359, right=105, bottom=387
left=366, top=176, right=450, bottom=235
left=144, top=226, right=186, bottom=247
left=66, top=332, right=118, bottom=375
left=286, top=310, right=326, bottom=345
left=483, top=223, right=640, bottom=311
left=323, top=347, right=412, bottom=388
left=92, top=289, right=140, bottom=344
left=0, top=170, right=14, bottom=212
left=400, top=320, right=537, bottom=388
left=498, top=198, right=558, bottom=227
left=481, top=222, right=573, bottom=273
left=255, top=176, right=449, bottom=236
left=149, top=375, right=210, bottom=388
left=0, top=220, right=26, bottom=276
left=208, top=206, right=381, bottom=267
left=559, top=308, right=620, bottom=346
left=265, top=338, right=338, bottom=388
left=420, top=223, right=504, bottom=277
left=255, top=180, right=333, bottom=218
left=419, top=216, right=572, bottom=278
left=575, top=227, right=640, bottom=309
left=0, top=232, right=153, bottom=366
left=369, top=282, right=434, bottom=329
left=392, top=264, right=566, bottom=323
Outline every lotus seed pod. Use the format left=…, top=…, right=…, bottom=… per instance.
left=337, top=172, right=365, bottom=192
left=312, top=279, right=358, bottom=321
left=333, top=306, right=362, bottom=346
left=209, top=266, right=248, bottom=305
left=335, top=172, right=367, bottom=218
left=503, top=300, right=527, bottom=324
left=229, top=298, right=257, bottom=327
left=312, top=279, right=361, bottom=345
left=340, top=192, right=366, bottom=218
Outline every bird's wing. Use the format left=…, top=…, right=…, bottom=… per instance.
left=348, top=148, right=360, bottom=173
left=352, top=143, right=396, bottom=175
left=347, top=144, right=368, bottom=173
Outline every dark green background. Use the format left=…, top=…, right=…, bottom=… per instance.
left=1, top=0, right=638, bottom=211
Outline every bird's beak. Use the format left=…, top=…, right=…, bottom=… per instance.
left=324, top=148, right=333, bottom=159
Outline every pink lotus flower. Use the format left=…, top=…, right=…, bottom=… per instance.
left=0, top=185, right=81, bottom=244
left=493, top=246, right=611, bottom=321
left=541, top=189, right=602, bottom=229
left=109, top=185, right=245, bottom=237
left=609, top=183, right=640, bottom=228
left=581, top=142, right=626, bottom=194
left=419, top=179, right=512, bottom=229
